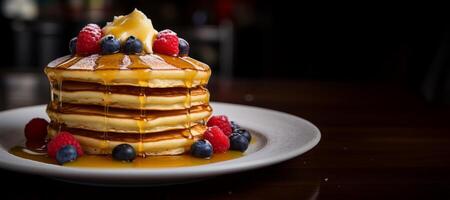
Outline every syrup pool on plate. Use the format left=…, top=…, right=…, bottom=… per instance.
left=9, top=146, right=243, bottom=168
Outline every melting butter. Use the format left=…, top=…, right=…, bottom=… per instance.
left=102, top=9, right=158, bottom=54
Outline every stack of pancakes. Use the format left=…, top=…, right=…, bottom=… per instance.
left=45, top=53, right=212, bottom=156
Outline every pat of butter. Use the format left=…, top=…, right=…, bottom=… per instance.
left=102, top=9, right=158, bottom=53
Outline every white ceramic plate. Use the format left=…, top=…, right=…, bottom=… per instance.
left=0, top=102, right=320, bottom=186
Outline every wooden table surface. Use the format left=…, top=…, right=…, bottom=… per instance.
left=1, top=74, right=450, bottom=199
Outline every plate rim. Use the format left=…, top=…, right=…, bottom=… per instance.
left=0, top=102, right=321, bottom=181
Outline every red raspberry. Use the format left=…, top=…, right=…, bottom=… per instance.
left=157, top=29, right=177, bottom=38
left=76, top=23, right=102, bottom=55
left=24, top=118, right=48, bottom=141
left=47, top=132, right=83, bottom=158
left=204, top=126, right=230, bottom=153
left=153, top=31, right=179, bottom=56
left=207, top=115, right=232, bottom=136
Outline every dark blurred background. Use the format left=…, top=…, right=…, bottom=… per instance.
left=0, top=0, right=449, bottom=108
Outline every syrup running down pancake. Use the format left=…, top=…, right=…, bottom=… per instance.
left=44, top=54, right=212, bottom=155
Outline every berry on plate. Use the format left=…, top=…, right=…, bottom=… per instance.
left=229, top=133, right=249, bottom=152
left=69, top=37, right=77, bottom=55
left=231, top=121, right=240, bottom=132
left=236, top=128, right=252, bottom=142
left=76, top=23, right=102, bottom=55
left=24, top=118, right=48, bottom=141
left=178, top=38, right=189, bottom=57
left=112, top=144, right=136, bottom=162
left=100, top=35, right=120, bottom=54
left=191, top=139, right=213, bottom=158
left=207, top=115, right=232, bottom=136
left=47, top=132, right=83, bottom=158
left=230, top=121, right=252, bottom=142
left=153, top=30, right=179, bottom=56
left=204, top=126, right=230, bottom=153
left=123, top=36, right=143, bottom=54
left=56, top=145, right=78, bottom=165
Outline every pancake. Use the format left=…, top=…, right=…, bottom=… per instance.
left=45, top=53, right=211, bottom=88
left=44, top=10, right=213, bottom=156
left=47, top=103, right=212, bottom=133
left=51, top=82, right=209, bottom=110
left=48, top=124, right=206, bottom=155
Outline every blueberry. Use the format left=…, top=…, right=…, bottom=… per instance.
left=230, top=121, right=240, bottom=132
left=112, top=144, right=136, bottom=162
left=69, top=37, right=77, bottom=55
left=101, top=35, right=120, bottom=54
left=178, top=38, right=190, bottom=57
left=56, top=145, right=78, bottom=165
left=237, top=129, right=252, bottom=142
left=123, top=36, right=143, bottom=54
left=191, top=139, right=213, bottom=158
left=229, top=133, right=249, bottom=152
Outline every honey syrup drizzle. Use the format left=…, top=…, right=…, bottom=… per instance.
left=183, top=88, right=192, bottom=138
left=137, top=86, right=147, bottom=157
left=48, top=53, right=209, bottom=72
left=49, top=82, right=54, bottom=103
left=95, top=54, right=125, bottom=70
left=94, top=55, right=123, bottom=152
left=127, top=55, right=149, bottom=69
left=184, top=70, right=198, bottom=139
left=181, top=57, right=211, bottom=85
left=128, top=55, right=151, bottom=157
left=158, top=54, right=197, bottom=70
left=102, top=85, right=111, bottom=150
left=57, top=56, right=83, bottom=69
left=56, top=76, right=63, bottom=133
